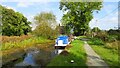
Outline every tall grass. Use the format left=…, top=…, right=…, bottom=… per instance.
left=1, top=35, right=32, bottom=43
left=1, top=36, right=52, bottom=51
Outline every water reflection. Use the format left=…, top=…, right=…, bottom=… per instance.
left=15, top=48, right=40, bottom=66
left=55, top=49, right=64, bottom=54
left=4, top=46, right=64, bottom=68
left=23, top=53, right=36, bottom=66
left=15, top=46, right=57, bottom=67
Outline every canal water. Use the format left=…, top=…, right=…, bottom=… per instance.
left=2, top=45, right=64, bottom=68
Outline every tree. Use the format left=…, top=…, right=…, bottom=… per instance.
left=91, top=27, right=101, bottom=37
left=60, top=1, right=102, bottom=36
left=1, top=5, right=31, bottom=36
left=92, top=27, right=101, bottom=32
left=34, top=12, right=57, bottom=29
left=33, top=12, right=58, bottom=39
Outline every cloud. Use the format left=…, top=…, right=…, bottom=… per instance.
left=118, top=11, right=120, bottom=16
left=104, top=0, right=118, bottom=2
left=56, top=19, right=60, bottom=24
left=16, top=1, right=50, bottom=8
left=24, top=14, right=37, bottom=30
left=0, top=0, right=60, bottom=2
left=27, top=15, right=34, bottom=22
left=89, top=15, right=118, bottom=30
left=103, top=17, right=118, bottom=24
left=89, top=2, right=118, bottom=30
left=0, top=2, right=2, bottom=4
left=17, top=2, right=34, bottom=7
left=0, top=0, right=119, bottom=2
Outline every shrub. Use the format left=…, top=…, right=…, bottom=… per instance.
left=89, top=38, right=104, bottom=45
left=106, top=35, right=117, bottom=42
left=95, top=31, right=108, bottom=41
left=107, top=29, right=120, bottom=40
left=32, top=23, right=58, bottom=40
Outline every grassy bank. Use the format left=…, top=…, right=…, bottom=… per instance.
left=1, top=35, right=32, bottom=43
left=87, top=38, right=119, bottom=67
left=1, top=36, right=52, bottom=51
left=47, top=40, right=87, bottom=67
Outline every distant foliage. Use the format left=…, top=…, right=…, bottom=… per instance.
left=0, top=5, right=31, bottom=36
left=107, top=29, right=120, bottom=40
left=85, top=27, right=101, bottom=38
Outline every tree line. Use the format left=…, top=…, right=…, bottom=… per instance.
left=0, top=5, right=59, bottom=39
left=0, top=1, right=103, bottom=37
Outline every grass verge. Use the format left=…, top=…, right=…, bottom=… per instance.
left=47, top=40, right=87, bottom=67
left=87, top=39, right=119, bottom=67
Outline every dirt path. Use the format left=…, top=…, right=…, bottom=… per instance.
left=84, top=41, right=109, bottom=67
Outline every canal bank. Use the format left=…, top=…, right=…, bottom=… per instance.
left=47, top=40, right=87, bottom=67
left=1, top=41, right=56, bottom=68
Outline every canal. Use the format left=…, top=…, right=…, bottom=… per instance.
left=2, top=43, right=65, bottom=68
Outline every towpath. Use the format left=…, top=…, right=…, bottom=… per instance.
left=84, top=41, right=109, bottom=68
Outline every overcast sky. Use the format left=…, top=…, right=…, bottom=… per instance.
left=0, top=0, right=119, bottom=30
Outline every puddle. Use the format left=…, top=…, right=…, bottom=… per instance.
left=2, top=44, right=65, bottom=68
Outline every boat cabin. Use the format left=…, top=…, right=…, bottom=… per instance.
left=55, top=35, right=70, bottom=48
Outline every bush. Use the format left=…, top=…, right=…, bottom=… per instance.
left=89, top=38, right=104, bottom=45
left=107, top=29, right=120, bottom=40
left=106, top=35, right=117, bottom=42
left=95, top=31, right=108, bottom=41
